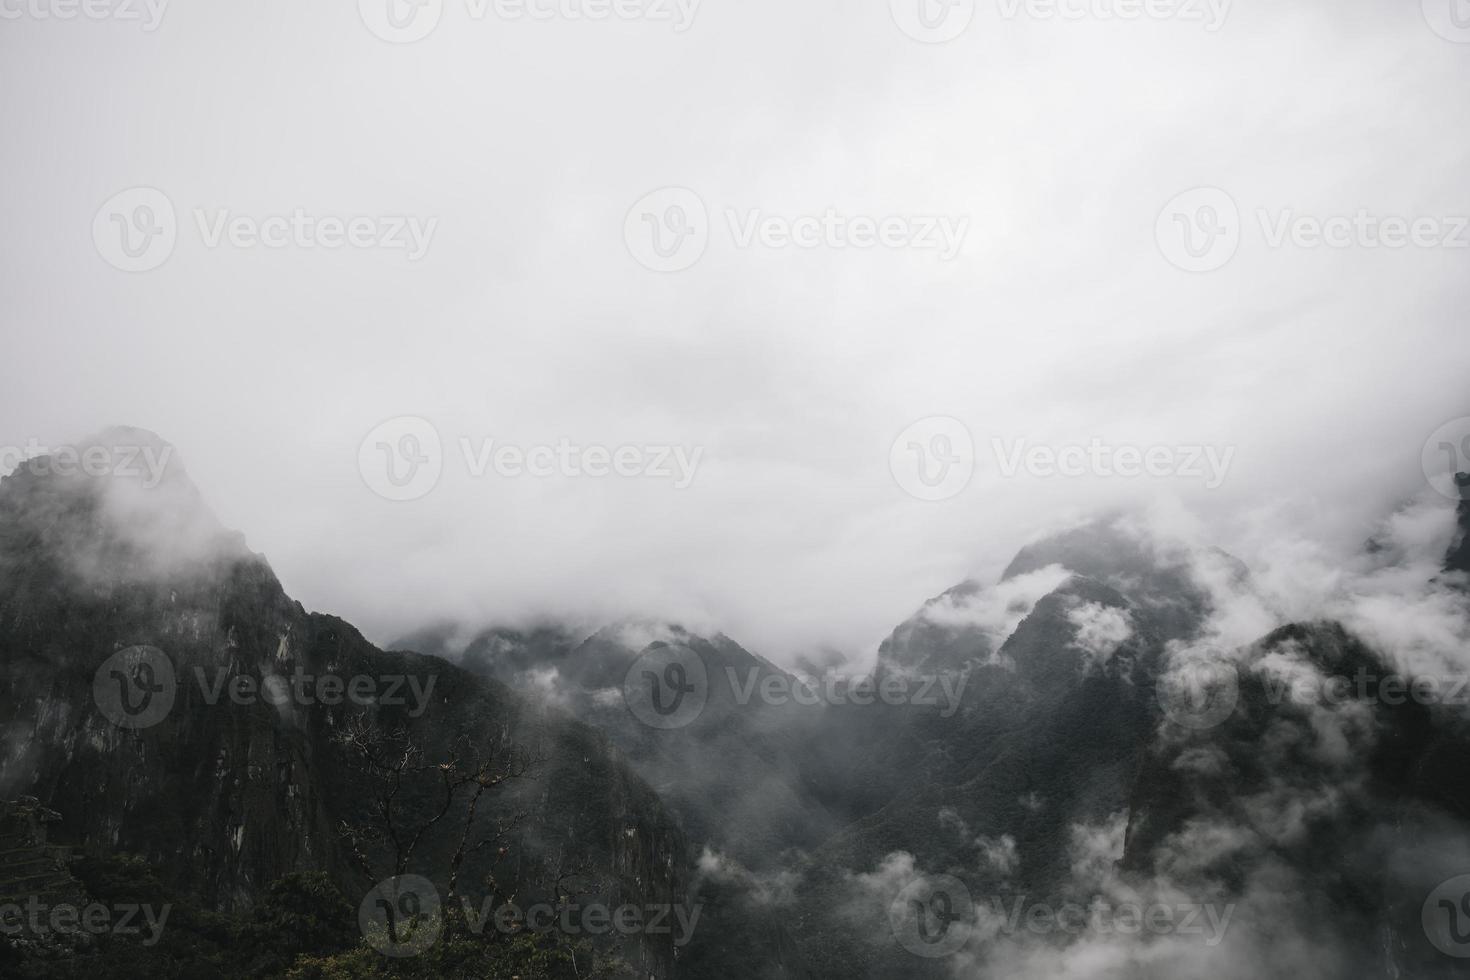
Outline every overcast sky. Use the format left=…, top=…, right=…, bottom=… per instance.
left=2, top=0, right=1468, bottom=664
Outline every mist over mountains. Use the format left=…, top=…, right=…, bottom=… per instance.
left=1, top=427, right=1468, bottom=977
left=7, top=0, right=1470, bottom=975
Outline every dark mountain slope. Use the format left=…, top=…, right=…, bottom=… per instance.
left=0, top=432, right=694, bottom=977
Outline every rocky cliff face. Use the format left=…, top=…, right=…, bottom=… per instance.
left=1117, top=618, right=1470, bottom=977
left=1446, top=472, right=1470, bottom=576
left=798, top=512, right=1470, bottom=978
left=10, top=430, right=1469, bottom=978
left=0, top=432, right=695, bottom=977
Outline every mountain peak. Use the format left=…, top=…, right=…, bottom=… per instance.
left=0, top=427, right=246, bottom=585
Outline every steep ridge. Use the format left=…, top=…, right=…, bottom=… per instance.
left=0, top=431, right=694, bottom=976
left=445, top=621, right=843, bottom=871
left=22, top=429, right=1464, bottom=977
left=788, top=510, right=1470, bottom=978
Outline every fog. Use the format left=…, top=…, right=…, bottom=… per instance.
left=2, top=0, right=1468, bottom=665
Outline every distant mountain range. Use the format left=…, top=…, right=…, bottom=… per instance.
left=2, top=428, right=1469, bottom=977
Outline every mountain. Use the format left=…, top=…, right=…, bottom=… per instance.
left=1119, top=619, right=1470, bottom=978
left=447, top=506, right=1470, bottom=978
left=1445, top=474, right=1470, bottom=576
left=6, top=430, right=1470, bottom=978
left=790, top=510, right=1470, bottom=978
left=0, top=430, right=694, bottom=977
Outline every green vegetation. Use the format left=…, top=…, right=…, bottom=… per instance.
left=0, top=856, right=632, bottom=980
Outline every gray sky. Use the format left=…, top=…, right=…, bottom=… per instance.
left=2, top=0, right=1468, bottom=664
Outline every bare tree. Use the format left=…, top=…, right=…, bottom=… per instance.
left=334, top=714, right=543, bottom=913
